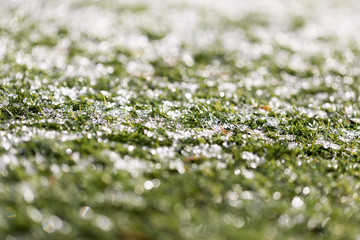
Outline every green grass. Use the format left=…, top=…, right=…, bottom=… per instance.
left=1, top=0, right=360, bottom=239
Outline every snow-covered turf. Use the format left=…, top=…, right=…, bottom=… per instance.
left=1, top=0, right=360, bottom=239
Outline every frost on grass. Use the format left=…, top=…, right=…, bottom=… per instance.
left=1, top=0, right=360, bottom=239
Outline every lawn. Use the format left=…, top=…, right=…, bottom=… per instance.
left=1, top=0, right=360, bottom=239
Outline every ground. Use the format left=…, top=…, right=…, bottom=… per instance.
left=1, top=0, right=360, bottom=239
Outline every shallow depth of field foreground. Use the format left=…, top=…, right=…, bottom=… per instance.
left=1, top=0, right=360, bottom=239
